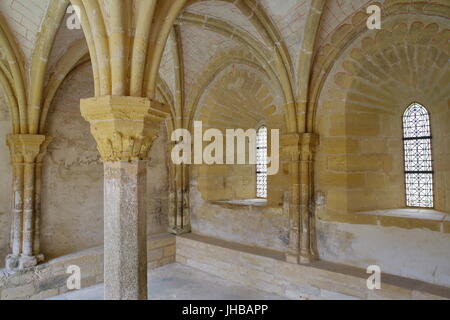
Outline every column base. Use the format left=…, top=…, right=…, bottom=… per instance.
left=299, top=254, right=312, bottom=264
left=286, top=252, right=316, bottom=264
left=5, top=254, right=20, bottom=271
left=285, top=252, right=298, bottom=264
left=18, top=255, right=38, bottom=269
left=5, top=254, right=43, bottom=271
left=168, top=226, right=191, bottom=236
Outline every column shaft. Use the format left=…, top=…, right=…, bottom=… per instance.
left=22, top=162, right=35, bottom=257
left=104, top=161, right=148, bottom=300
left=5, top=134, right=50, bottom=270
left=11, top=163, right=24, bottom=256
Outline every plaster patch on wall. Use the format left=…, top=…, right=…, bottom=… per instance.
left=41, top=62, right=103, bottom=260
left=39, top=61, right=171, bottom=260
left=189, top=179, right=288, bottom=251
left=317, top=220, right=356, bottom=263
left=317, top=220, right=450, bottom=287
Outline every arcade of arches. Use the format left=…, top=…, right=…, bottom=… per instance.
left=0, top=0, right=449, bottom=300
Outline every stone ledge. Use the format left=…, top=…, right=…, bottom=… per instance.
left=355, top=209, right=450, bottom=233
left=176, top=233, right=450, bottom=300
left=212, top=199, right=268, bottom=207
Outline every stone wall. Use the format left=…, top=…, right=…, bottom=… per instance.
left=176, top=233, right=450, bottom=300
left=41, top=62, right=103, bottom=260
left=317, top=220, right=450, bottom=287
left=190, top=185, right=289, bottom=252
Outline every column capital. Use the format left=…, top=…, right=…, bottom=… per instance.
left=300, top=133, right=319, bottom=160
left=80, top=96, right=169, bottom=162
left=6, top=134, right=52, bottom=164
left=280, top=133, right=320, bottom=161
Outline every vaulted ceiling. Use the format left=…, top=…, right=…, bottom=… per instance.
left=0, top=0, right=375, bottom=99
left=2, top=0, right=448, bottom=133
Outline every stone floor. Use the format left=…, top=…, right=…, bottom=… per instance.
left=49, top=263, right=287, bottom=300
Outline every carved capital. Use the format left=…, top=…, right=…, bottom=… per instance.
left=300, top=133, right=319, bottom=161
left=80, top=96, right=169, bottom=162
left=280, top=133, right=320, bottom=161
left=6, top=134, right=52, bottom=164
left=280, top=133, right=301, bottom=161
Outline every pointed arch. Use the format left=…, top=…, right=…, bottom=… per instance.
left=0, top=12, right=26, bottom=133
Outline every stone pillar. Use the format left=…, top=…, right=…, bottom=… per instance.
left=282, top=133, right=319, bottom=264
left=80, top=96, right=168, bottom=300
left=103, top=161, right=147, bottom=300
left=5, top=134, right=52, bottom=271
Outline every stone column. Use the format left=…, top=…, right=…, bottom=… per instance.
left=5, top=134, right=52, bottom=271
left=168, top=158, right=191, bottom=235
left=281, top=133, right=302, bottom=264
left=282, top=133, right=319, bottom=264
left=298, top=133, right=319, bottom=263
left=80, top=96, right=168, bottom=300
left=103, top=161, right=147, bottom=300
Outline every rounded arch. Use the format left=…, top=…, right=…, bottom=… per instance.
left=181, top=0, right=297, bottom=132
left=184, top=45, right=287, bottom=134
left=194, top=63, right=284, bottom=129
left=309, top=0, right=450, bottom=132
left=313, top=17, right=450, bottom=221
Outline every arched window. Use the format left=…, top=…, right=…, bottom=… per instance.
left=402, top=103, right=434, bottom=208
left=256, top=126, right=267, bottom=198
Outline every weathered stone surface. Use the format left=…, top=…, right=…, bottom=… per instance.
left=103, top=161, right=148, bottom=300
left=1, top=284, right=35, bottom=300
left=177, top=234, right=450, bottom=300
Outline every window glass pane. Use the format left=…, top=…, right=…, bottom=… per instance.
left=402, top=103, right=434, bottom=208
left=256, top=126, right=267, bottom=198
left=403, top=139, right=433, bottom=172
left=405, top=173, right=434, bottom=208
left=403, top=103, right=431, bottom=138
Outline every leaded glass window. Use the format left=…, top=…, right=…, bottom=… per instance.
left=256, top=126, right=267, bottom=198
left=402, top=103, right=434, bottom=208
